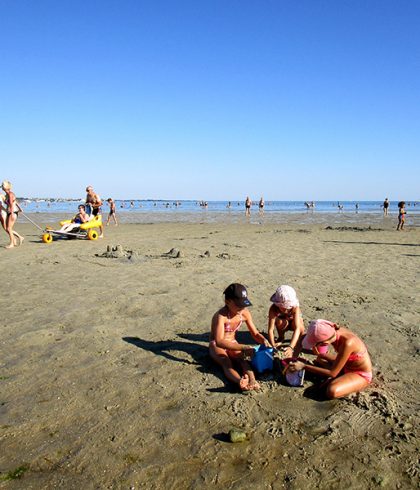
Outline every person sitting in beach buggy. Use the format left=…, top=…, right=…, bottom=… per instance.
left=42, top=203, right=103, bottom=243
left=59, top=204, right=90, bottom=233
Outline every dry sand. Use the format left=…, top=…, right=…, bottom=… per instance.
left=0, top=214, right=419, bottom=489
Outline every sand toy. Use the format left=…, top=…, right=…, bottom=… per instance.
left=251, top=345, right=274, bottom=373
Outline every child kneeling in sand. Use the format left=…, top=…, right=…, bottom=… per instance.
left=288, top=319, right=372, bottom=398
left=210, top=283, right=269, bottom=391
left=267, top=285, right=304, bottom=358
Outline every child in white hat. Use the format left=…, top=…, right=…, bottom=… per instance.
left=267, top=285, right=304, bottom=358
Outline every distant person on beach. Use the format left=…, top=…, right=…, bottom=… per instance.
left=259, top=197, right=264, bottom=215
left=267, top=285, right=304, bottom=358
left=355, top=203, right=359, bottom=213
left=396, top=201, right=406, bottom=231
left=85, top=185, right=103, bottom=238
left=288, top=319, right=372, bottom=399
left=383, top=198, right=390, bottom=216
left=209, top=283, right=269, bottom=391
left=1, top=180, right=24, bottom=249
left=106, top=198, right=118, bottom=226
left=245, top=196, right=252, bottom=216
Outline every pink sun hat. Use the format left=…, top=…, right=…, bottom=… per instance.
left=270, top=285, right=299, bottom=309
left=302, top=319, right=337, bottom=350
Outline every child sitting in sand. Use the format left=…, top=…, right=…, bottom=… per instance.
left=267, top=285, right=304, bottom=358
left=209, top=283, right=270, bottom=391
left=396, top=201, right=406, bottom=231
left=288, top=319, right=372, bottom=398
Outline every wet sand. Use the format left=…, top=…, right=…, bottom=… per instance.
left=1, top=215, right=419, bottom=488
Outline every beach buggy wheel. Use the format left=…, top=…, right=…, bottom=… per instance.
left=42, top=233, right=53, bottom=244
left=88, top=229, right=99, bottom=241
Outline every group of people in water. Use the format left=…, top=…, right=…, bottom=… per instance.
left=210, top=283, right=372, bottom=398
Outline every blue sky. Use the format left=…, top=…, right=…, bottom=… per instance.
left=1, top=0, right=419, bottom=200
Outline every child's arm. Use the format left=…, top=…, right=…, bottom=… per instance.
left=267, top=306, right=279, bottom=348
left=315, top=352, right=337, bottom=363
left=244, top=310, right=270, bottom=346
left=289, top=341, right=353, bottom=378
left=283, top=307, right=305, bottom=357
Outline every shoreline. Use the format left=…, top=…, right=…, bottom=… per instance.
left=16, top=210, right=420, bottom=227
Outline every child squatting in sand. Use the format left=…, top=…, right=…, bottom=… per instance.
left=209, top=283, right=270, bottom=391
left=288, top=319, right=373, bottom=398
left=267, top=285, right=304, bottom=358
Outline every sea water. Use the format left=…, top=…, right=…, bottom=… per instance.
left=18, top=199, right=419, bottom=226
left=19, top=199, right=419, bottom=215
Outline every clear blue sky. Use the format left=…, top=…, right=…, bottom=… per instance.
left=1, top=0, right=419, bottom=200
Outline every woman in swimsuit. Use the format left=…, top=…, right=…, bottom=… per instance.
left=210, top=283, right=269, bottom=391
left=1, top=180, right=24, bottom=249
left=288, top=319, right=372, bottom=399
left=267, top=285, right=304, bottom=358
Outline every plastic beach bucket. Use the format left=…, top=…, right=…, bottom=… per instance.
left=251, top=345, right=274, bottom=373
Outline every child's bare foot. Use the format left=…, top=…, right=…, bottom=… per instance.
left=5, top=244, right=15, bottom=249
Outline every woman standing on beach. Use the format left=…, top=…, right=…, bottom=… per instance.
left=288, top=319, right=372, bottom=399
left=1, top=180, right=24, bottom=249
left=210, top=283, right=269, bottom=391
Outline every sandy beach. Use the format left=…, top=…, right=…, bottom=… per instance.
left=1, top=214, right=419, bottom=489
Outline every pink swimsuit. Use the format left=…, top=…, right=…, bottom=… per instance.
left=224, top=313, right=243, bottom=333
left=210, top=312, right=243, bottom=358
left=333, top=333, right=372, bottom=383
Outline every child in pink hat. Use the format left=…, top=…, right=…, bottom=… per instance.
left=267, top=285, right=304, bottom=358
left=289, top=319, right=373, bottom=398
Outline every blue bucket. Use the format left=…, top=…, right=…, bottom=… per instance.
left=251, top=345, right=274, bottom=373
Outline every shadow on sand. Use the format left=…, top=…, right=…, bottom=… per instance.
left=123, top=332, right=243, bottom=392
left=123, top=332, right=331, bottom=398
